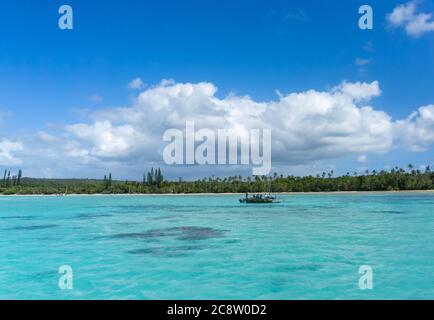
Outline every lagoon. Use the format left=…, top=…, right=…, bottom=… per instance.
left=0, top=193, right=433, bottom=299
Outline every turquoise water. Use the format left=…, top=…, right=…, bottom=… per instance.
left=0, top=193, right=433, bottom=300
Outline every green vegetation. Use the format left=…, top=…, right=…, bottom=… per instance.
left=1, top=165, right=433, bottom=195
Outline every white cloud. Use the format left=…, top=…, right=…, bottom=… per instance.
left=387, top=1, right=434, bottom=37
left=62, top=80, right=392, bottom=167
left=388, top=1, right=417, bottom=26
left=0, top=138, right=23, bottom=166
left=65, top=121, right=151, bottom=159
left=334, top=80, right=381, bottom=101
left=128, top=77, right=145, bottom=90
left=394, top=104, right=434, bottom=151
left=355, top=58, right=371, bottom=66
left=357, top=154, right=367, bottom=163
left=2, top=80, right=433, bottom=178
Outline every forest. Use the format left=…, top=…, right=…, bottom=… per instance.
left=1, top=165, right=433, bottom=195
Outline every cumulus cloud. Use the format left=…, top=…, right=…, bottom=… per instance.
left=335, top=81, right=381, bottom=100
left=0, top=138, right=23, bottom=166
left=394, top=104, right=434, bottom=151
left=62, top=80, right=392, bottom=167
left=65, top=121, right=151, bottom=159
left=128, top=77, right=145, bottom=90
left=0, top=112, right=23, bottom=166
left=1, top=80, right=433, bottom=178
left=387, top=1, right=434, bottom=37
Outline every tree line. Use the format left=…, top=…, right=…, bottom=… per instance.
left=0, top=165, right=433, bottom=195
left=1, top=169, right=22, bottom=188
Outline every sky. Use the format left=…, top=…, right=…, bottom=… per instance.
left=0, top=0, right=433, bottom=180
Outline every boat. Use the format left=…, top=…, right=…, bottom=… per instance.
left=239, top=193, right=280, bottom=203
left=239, top=177, right=281, bottom=204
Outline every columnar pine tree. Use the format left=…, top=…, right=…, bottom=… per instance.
left=147, top=168, right=154, bottom=186
left=156, top=168, right=163, bottom=186
left=17, top=169, right=22, bottom=186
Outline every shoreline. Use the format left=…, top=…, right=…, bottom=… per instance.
left=1, top=190, right=434, bottom=197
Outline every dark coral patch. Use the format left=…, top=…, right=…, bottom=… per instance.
left=111, top=226, right=227, bottom=241
left=128, top=244, right=206, bottom=257
left=10, top=224, right=58, bottom=230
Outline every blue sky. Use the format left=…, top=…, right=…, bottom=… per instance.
left=0, top=0, right=433, bottom=179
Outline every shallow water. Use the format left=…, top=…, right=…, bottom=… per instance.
left=0, top=193, right=433, bottom=299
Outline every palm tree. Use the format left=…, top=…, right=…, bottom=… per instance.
left=408, top=164, right=413, bottom=172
